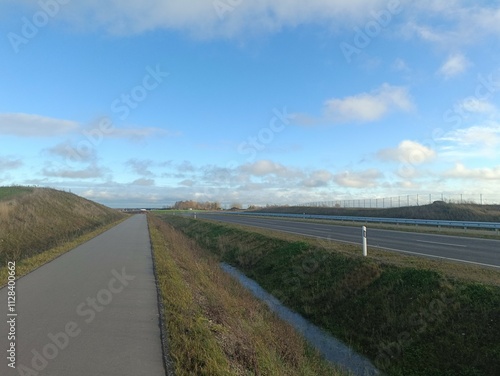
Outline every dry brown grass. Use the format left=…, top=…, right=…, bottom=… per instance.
left=0, top=201, right=13, bottom=222
left=0, top=187, right=124, bottom=264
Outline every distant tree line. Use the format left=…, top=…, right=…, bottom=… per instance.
left=173, top=200, right=221, bottom=210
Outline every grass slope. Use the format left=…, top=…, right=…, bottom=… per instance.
left=0, top=186, right=34, bottom=201
left=160, top=214, right=500, bottom=376
left=0, top=187, right=125, bottom=265
left=253, top=201, right=500, bottom=222
left=149, top=215, right=347, bottom=375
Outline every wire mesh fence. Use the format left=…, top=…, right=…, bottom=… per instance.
left=302, top=193, right=500, bottom=209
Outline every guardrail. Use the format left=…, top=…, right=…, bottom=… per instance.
left=221, top=212, right=500, bottom=233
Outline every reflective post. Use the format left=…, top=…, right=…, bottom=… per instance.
left=362, top=226, right=367, bottom=257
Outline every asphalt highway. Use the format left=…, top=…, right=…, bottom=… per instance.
left=0, top=215, right=166, bottom=376
left=198, top=213, right=500, bottom=268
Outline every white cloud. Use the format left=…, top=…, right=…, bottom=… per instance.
left=0, top=113, right=79, bottom=137
left=44, top=141, right=97, bottom=163
left=0, top=157, right=23, bottom=171
left=8, top=0, right=390, bottom=37
left=377, top=140, right=436, bottom=164
left=42, top=163, right=107, bottom=179
left=6, top=0, right=500, bottom=47
left=458, top=98, right=497, bottom=114
left=454, top=6, right=500, bottom=42
left=404, top=23, right=449, bottom=44
left=392, top=58, right=410, bottom=72
left=301, top=170, right=333, bottom=188
left=333, top=169, right=382, bottom=188
left=446, top=125, right=500, bottom=147
left=108, top=127, right=171, bottom=140
left=445, top=163, right=500, bottom=180
left=438, top=123, right=500, bottom=158
left=5, top=113, right=176, bottom=142
left=395, top=180, right=421, bottom=190
left=131, top=178, right=156, bottom=186
left=438, top=53, right=470, bottom=79
left=403, top=3, right=500, bottom=47
left=126, top=159, right=155, bottom=177
left=179, top=179, right=195, bottom=187
left=239, top=160, right=298, bottom=178
left=323, top=84, right=414, bottom=123
left=178, top=161, right=196, bottom=172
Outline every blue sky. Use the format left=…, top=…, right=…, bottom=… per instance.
left=1, top=0, right=500, bottom=208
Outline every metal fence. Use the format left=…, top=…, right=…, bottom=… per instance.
left=302, top=193, right=500, bottom=209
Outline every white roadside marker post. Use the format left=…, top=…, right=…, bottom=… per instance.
left=362, top=226, right=367, bottom=257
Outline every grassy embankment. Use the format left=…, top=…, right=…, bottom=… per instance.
left=148, top=214, right=348, bottom=376
left=254, top=202, right=500, bottom=222
left=245, top=202, right=500, bottom=239
left=158, top=214, right=500, bottom=376
left=0, top=186, right=126, bottom=283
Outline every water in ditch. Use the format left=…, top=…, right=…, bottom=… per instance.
left=221, top=263, right=380, bottom=376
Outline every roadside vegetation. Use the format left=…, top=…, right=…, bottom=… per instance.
left=158, top=214, right=500, bottom=376
left=253, top=215, right=500, bottom=240
left=253, top=201, right=500, bottom=222
left=0, top=187, right=125, bottom=281
left=0, top=185, right=34, bottom=201
left=148, top=215, right=348, bottom=376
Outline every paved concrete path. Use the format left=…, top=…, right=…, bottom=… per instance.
left=0, top=215, right=166, bottom=376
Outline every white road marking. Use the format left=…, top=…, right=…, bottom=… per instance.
left=273, top=229, right=499, bottom=268
left=205, top=216, right=499, bottom=269
left=415, top=240, right=467, bottom=248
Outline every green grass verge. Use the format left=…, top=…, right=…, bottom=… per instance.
left=159, top=214, right=500, bottom=376
left=149, top=215, right=348, bottom=375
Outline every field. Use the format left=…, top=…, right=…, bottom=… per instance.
left=158, top=213, right=500, bottom=376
